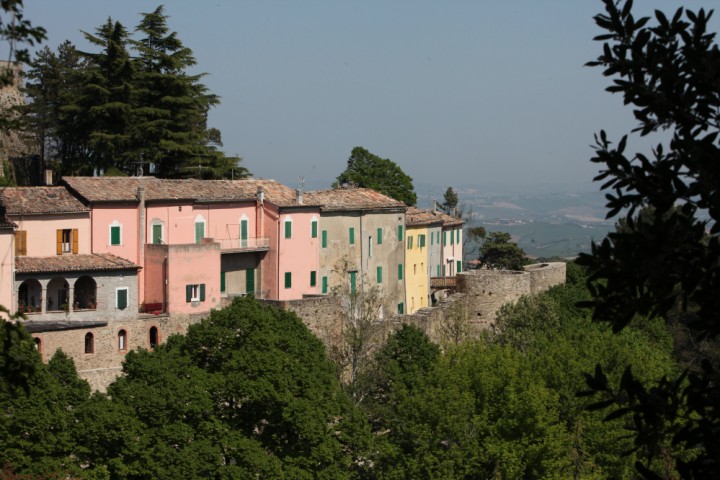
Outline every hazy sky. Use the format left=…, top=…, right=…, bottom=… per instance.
left=16, top=0, right=719, bottom=192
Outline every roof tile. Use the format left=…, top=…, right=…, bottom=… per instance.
left=304, top=187, right=407, bottom=212
left=16, top=253, right=140, bottom=274
left=1, top=186, right=89, bottom=215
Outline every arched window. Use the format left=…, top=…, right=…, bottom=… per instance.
left=84, top=332, right=94, bottom=354
left=118, top=329, right=127, bottom=351
left=149, top=326, right=159, bottom=348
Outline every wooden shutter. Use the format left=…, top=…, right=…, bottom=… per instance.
left=15, top=230, right=27, bottom=256
left=398, top=263, right=403, bottom=280
left=111, top=226, right=121, bottom=245
left=186, top=285, right=193, bottom=302
left=310, top=271, right=316, bottom=287
left=377, top=228, right=382, bottom=244
left=72, top=229, right=79, bottom=253
left=349, top=227, right=354, bottom=244
left=322, top=276, right=328, bottom=294
left=284, top=221, right=292, bottom=239
left=377, top=266, right=382, bottom=283
left=241, top=219, right=248, bottom=240
left=398, top=225, right=403, bottom=241
left=220, top=272, right=226, bottom=293
left=56, top=229, right=63, bottom=255
left=199, top=284, right=205, bottom=301
left=311, top=221, right=317, bottom=238
left=246, top=268, right=255, bottom=294
left=322, top=230, right=327, bottom=248
left=284, top=272, right=292, bottom=288
left=117, top=289, right=128, bottom=309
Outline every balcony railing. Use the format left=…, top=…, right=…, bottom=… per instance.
left=218, top=237, right=270, bottom=252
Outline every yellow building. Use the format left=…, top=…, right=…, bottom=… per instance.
left=404, top=207, right=443, bottom=314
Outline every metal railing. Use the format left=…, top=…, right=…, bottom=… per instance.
left=218, top=237, right=270, bottom=251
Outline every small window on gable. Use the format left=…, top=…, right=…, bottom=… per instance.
left=110, top=222, right=122, bottom=246
left=118, top=329, right=127, bottom=351
left=84, top=332, right=94, bottom=354
left=311, top=218, right=318, bottom=238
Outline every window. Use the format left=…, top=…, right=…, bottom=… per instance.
left=246, top=268, right=255, bottom=294
left=322, top=276, right=328, bottom=294
left=368, top=236, right=373, bottom=257
left=220, top=271, right=226, bottom=293
left=398, top=263, right=403, bottom=280
left=414, top=264, right=417, bottom=274
left=149, top=326, right=159, bottom=348
left=457, top=260, right=462, bottom=273
left=419, top=234, right=426, bottom=248
left=110, top=222, right=122, bottom=246
left=311, top=219, right=318, bottom=238
left=322, top=230, right=328, bottom=248
left=15, top=230, right=27, bottom=256
left=350, top=271, right=357, bottom=295
left=431, top=231, right=434, bottom=245
left=310, top=271, right=317, bottom=287
left=195, top=216, right=205, bottom=244
left=443, top=231, right=447, bottom=245
left=349, top=227, right=355, bottom=245
left=398, top=225, right=403, bottom=241
left=408, top=236, right=413, bottom=249
left=284, top=219, right=292, bottom=239
left=152, top=223, right=163, bottom=244
left=377, top=228, right=383, bottom=244
left=33, top=337, right=41, bottom=352
left=186, top=284, right=205, bottom=302
left=240, top=218, right=248, bottom=246
left=398, top=302, right=404, bottom=315
left=116, top=287, right=128, bottom=309
left=118, top=329, right=127, bottom=351
left=57, top=228, right=78, bottom=254
left=284, top=272, right=292, bottom=289
left=451, top=229, right=455, bottom=245
left=437, top=265, right=441, bottom=276
left=457, top=229, right=460, bottom=243
left=377, top=266, right=383, bottom=283
left=84, top=332, right=94, bottom=354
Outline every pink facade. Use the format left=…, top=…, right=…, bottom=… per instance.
left=165, top=241, right=221, bottom=315
left=90, top=204, right=139, bottom=263
left=12, top=214, right=91, bottom=257
left=276, top=209, right=320, bottom=301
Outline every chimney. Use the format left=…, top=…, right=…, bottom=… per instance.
left=257, top=186, right=265, bottom=204
left=296, top=188, right=303, bottom=205
left=44, top=164, right=53, bottom=186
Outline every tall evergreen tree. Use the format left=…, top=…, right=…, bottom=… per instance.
left=78, top=18, right=137, bottom=175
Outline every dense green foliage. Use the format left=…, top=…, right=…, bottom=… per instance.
left=577, top=1, right=720, bottom=477
left=441, top=186, right=458, bottom=216
left=20, top=6, right=246, bottom=179
left=476, top=231, right=527, bottom=270
left=334, top=146, right=417, bottom=206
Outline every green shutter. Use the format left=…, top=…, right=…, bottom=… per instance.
left=408, top=236, right=413, bottom=249
left=398, top=263, right=403, bottom=280
left=195, top=222, right=204, bottom=243
left=241, top=219, right=248, bottom=241
left=285, top=272, right=292, bottom=288
left=310, top=271, right=317, bottom=287
left=322, top=276, right=328, bottom=294
left=117, top=289, right=127, bottom=309
left=186, top=285, right=193, bottom=302
left=398, top=302, right=404, bottom=314
left=349, top=227, right=355, bottom=245
left=199, top=284, right=206, bottom=301
left=377, top=228, right=382, bottom=244
left=443, top=231, right=447, bottom=245
left=350, top=271, right=356, bottom=295
left=110, top=225, right=121, bottom=245
left=430, top=232, right=434, bottom=245
left=457, top=229, right=460, bottom=243
left=220, top=272, right=226, bottom=293
left=246, top=268, right=255, bottom=294
left=450, top=229, right=454, bottom=244
left=437, top=265, right=441, bottom=276
left=322, top=230, right=327, bottom=248
left=311, top=221, right=318, bottom=238
left=152, top=224, right=162, bottom=244
left=284, top=221, right=292, bottom=239
left=398, top=225, right=403, bottom=241
left=420, top=234, right=426, bottom=248
left=457, top=260, right=462, bottom=273
left=377, top=266, right=382, bottom=283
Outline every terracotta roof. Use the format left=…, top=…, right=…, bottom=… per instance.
left=406, top=207, right=445, bottom=227
left=437, top=210, right=464, bottom=228
left=1, top=186, right=89, bottom=215
left=304, top=187, right=407, bottom=212
left=0, top=210, right=16, bottom=229
left=62, top=177, right=316, bottom=208
left=16, top=253, right=140, bottom=274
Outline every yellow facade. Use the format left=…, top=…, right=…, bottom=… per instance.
left=405, top=225, right=430, bottom=314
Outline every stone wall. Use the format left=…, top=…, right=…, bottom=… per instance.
left=259, top=295, right=343, bottom=347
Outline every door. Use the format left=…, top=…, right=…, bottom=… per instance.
left=241, top=219, right=248, bottom=247
left=152, top=224, right=162, bottom=244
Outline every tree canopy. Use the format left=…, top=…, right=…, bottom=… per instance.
left=476, top=231, right=527, bottom=270
left=334, top=146, right=417, bottom=206
left=441, top=186, right=458, bottom=216
left=577, top=0, right=720, bottom=477
left=20, top=6, right=247, bottom=180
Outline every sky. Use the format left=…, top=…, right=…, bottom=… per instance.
left=14, top=0, right=720, bottom=194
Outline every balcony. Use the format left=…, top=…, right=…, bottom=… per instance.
left=218, top=237, right=270, bottom=253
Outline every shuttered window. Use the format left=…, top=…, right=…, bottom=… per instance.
left=110, top=225, right=121, bottom=245
left=398, top=225, right=403, bottom=241
left=377, top=228, right=382, bottom=244
left=285, top=272, right=292, bottom=289
left=311, top=220, right=318, bottom=238
left=377, top=266, right=382, bottom=284
left=284, top=220, right=292, bottom=239
left=349, top=227, right=355, bottom=245
left=220, top=272, right=226, bottom=293
left=310, top=271, right=317, bottom=287
left=116, top=288, right=128, bottom=309
left=322, top=276, right=328, bottom=294
left=398, top=263, right=403, bottom=280
left=15, top=230, right=26, bottom=256
left=322, top=230, right=327, bottom=248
